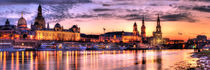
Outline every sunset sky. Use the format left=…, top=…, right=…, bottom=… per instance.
left=0, top=0, right=210, bottom=41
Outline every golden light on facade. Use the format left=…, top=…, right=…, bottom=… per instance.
left=35, top=30, right=80, bottom=41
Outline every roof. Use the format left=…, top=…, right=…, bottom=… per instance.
left=101, top=31, right=133, bottom=36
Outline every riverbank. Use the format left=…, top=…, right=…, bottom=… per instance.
left=192, top=50, right=210, bottom=70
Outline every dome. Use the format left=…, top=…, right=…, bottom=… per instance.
left=54, top=23, right=61, bottom=28
left=18, top=17, right=27, bottom=28
left=72, top=25, right=78, bottom=28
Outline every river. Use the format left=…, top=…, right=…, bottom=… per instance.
left=0, top=49, right=198, bottom=70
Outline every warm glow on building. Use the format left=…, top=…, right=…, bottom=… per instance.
left=35, top=30, right=80, bottom=41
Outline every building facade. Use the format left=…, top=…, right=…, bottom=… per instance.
left=0, top=19, right=20, bottom=39
left=35, top=23, right=80, bottom=41
left=150, top=15, right=164, bottom=45
left=100, top=22, right=141, bottom=43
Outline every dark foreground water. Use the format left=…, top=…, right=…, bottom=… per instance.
left=0, top=50, right=198, bottom=70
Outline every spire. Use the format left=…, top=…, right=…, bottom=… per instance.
left=157, top=14, right=160, bottom=25
left=156, top=14, right=161, bottom=33
left=38, top=4, right=42, bottom=17
left=21, top=11, right=23, bottom=17
left=134, top=22, right=137, bottom=26
left=5, top=19, right=10, bottom=25
left=142, top=15, right=145, bottom=26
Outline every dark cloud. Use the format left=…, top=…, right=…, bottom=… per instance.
left=93, top=8, right=115, bottom=12
left=118, top=14, right=154, bottom=21
left=124, top=14, right=142, bottom=20
left=97, top=14, right=113, bottom=17
left=0, top=0, right=91, bottom=4
left=161, top=13, right=197, bottom=22
left=75, top=13, right=113, bottom=18
left=193, top=6, right=210, bottom=12
left=45, top=4, right=73, bottom=22
left=76, top=14, right=96, bottom=18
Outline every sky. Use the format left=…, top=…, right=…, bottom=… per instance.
left=0, top=0, right=210, bottom=41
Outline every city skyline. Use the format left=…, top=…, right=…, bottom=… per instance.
left=0, top=0, right=210, bottom=41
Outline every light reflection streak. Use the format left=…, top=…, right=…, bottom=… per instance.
left=0, top=52, right=2, bottom=64
left=66, top=51, right=69, bottom=70
left=11, top=53, right=14, bottom=70
left=16, top=52, right=19, bottom=70
left=35, top=56, right=38, bottom=70
left=46, top=51, right=49, bottom=70
left=56, top=51, right=60, bottom=70
left=26, top=51, right=29, bottom=59
left=75, top=51, right=78, bottom=70
left=21, top=51, right=24, bottom=69
left=30, top=52, right=33, bottom=70
left=3, top=52, right=6, bottom=70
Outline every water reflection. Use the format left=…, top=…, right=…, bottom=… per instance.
left=0, top=50, right=198, bottom=70
left=141, top=50, right=146, bottom=70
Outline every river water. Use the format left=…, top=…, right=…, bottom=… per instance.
left=0, top=49, right=198, bottom=70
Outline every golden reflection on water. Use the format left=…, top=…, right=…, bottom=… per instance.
left=16, top=52, right=19, bottom=70
left=3, top=52, right=6, bottom=70
left=30, top=51, right=33, bottom=70
left=46, top=51, right=49, bottom=70
left=0, top=50, right=199, bottom=70
left=66, top=51, right=69, bottom=70
left=11, top=53, right=14, bottom=70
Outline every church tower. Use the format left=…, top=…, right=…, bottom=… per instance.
left=133, top=22, right=139, bottom=36
left=18, top=12, right=28, bottom=31
left=34, top=4, right=46, bottom=30
left=156, top=14, right=162, bottom=38
left=141, top=16, right=146, bottom=42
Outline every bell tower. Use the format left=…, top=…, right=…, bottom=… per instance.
left=34, top=4, right=46, bottom=30
left=141, top=16, right=146, bottom=42
left=133, top=22, right=139, bottom=36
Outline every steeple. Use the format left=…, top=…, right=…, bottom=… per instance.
left=34, top=4, right=46, bottom=30
left=133, top=22, right=139, bottom=36
left=156, top=14, right=161, bottom=33
left=141, top=15, right=146, bottom=42
left=38, top=4, right=42, bottom=17
left=134, top=22, right=137, bottom=26
left=5, top=19, right=10, bottom=25
left=157, top=14, right=160, bottom=26
left=142, top=15, right=145, bottom=26
left=21, top=12, right=23, bottom=17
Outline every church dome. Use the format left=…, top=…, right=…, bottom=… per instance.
left=54, top=23, right=61, bottom=28
left=72, top=25, right=78, bottom=28
left=18, top=17, right=27, bottom=28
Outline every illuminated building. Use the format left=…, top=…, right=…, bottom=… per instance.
left=0, top=19, right=20, bottom=40
left=141, top=16, right=146, bottom=43
left=187, top=35, right=209, bottom=48
left=81, top=34, right=100, bottom=42
left=30, top=5, right=81, bottom=41
left=35, top=23, right=80, bottom=41
left=100, top=31, right=124, bottom=43
left=18, top=12, right=30, bottom=39
left=133, top=22, right=139, bottom=36
left=150, top=15, right=163, bottom=45
left=132, top=22, right=141, bottom=42
left=31, top=4, right=46, bottom=30
left=123, top=32, right=141, bottom=43
left=100, top=22, right=141, bottom=43
left=18, top=12, right=29, bottom=31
